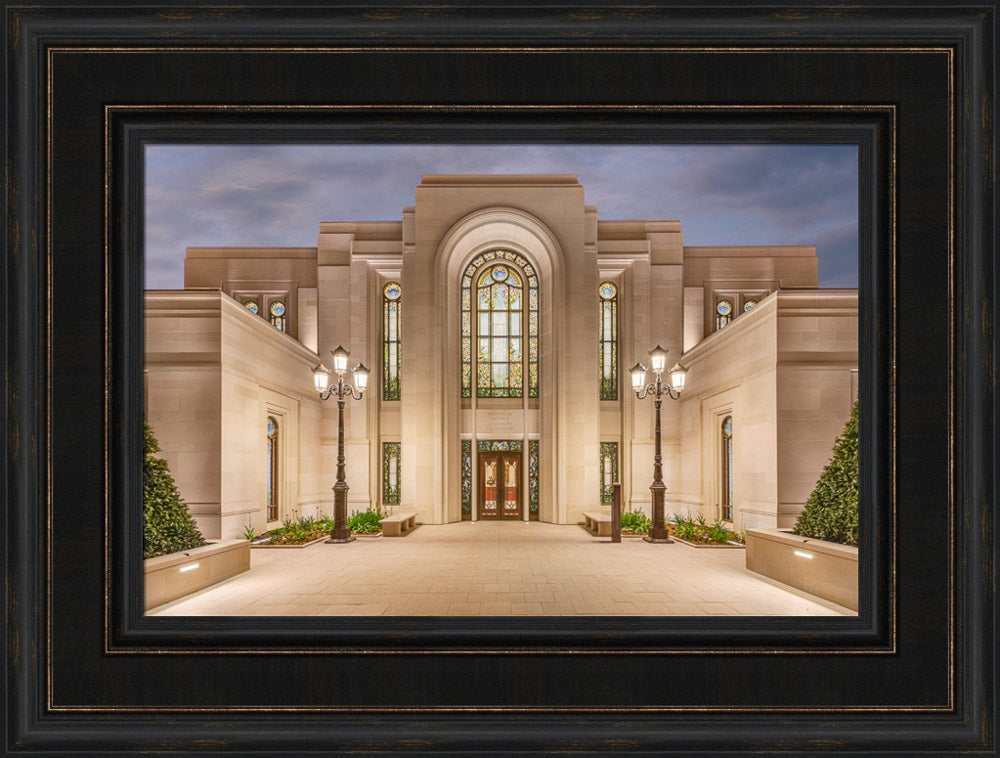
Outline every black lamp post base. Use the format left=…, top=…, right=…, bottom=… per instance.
left=325, top=535, right=356, bottom=544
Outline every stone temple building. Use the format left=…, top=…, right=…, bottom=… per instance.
left=144, top=174, right=858, bottom=540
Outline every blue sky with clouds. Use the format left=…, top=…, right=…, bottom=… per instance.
left=145, top=144, right=858, bottom=290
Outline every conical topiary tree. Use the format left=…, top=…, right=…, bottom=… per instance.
left=144, top=419, right=207, bottom=559
left=792, top=401, right=859, bottom=546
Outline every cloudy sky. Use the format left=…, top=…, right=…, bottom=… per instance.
left=145, top=144, right=858, bottom=290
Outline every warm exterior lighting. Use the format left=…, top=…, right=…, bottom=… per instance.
left=179, top=563, right=200, bottom=573
left=649, top=345, right=668, bottom=374
left=630, top=362, right=647, bottom=391
left=632, top=345, right=685, bottom=544
left=353, top=363, right=370, bottom=392
left=331, top=345, right=350, bottom=374
left=313, top=363, right=330, bottom=393
left=794, top=550, right=814, bottom=559
left=315, top=346, right=368, bottom=544
left=669, top=362, right=688, bottom=393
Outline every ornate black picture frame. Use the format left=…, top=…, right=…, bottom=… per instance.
left=4, top=2, right=996, bottom=754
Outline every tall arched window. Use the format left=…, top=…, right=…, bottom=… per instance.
left=599, top=281, right=618, bottom=400
left=476, top=264, right=522, bottom=396
left=721, top=415, right=733, bottom=521
left=382, top=281, right=401, bottom=400
left=266, top=417, right=279, bottom=521
left=716, top=299, right=733, bottom=330
left=269, top=300, right=286, bottom=331
left=461, top=250, right=538, bottom=398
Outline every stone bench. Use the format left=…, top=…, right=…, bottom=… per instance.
left=381, top=511, right=417, bottom=537
left=582, top=511, right=612, bottom=537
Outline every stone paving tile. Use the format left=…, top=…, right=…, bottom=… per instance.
left=148, top=521, right=854, bottom=617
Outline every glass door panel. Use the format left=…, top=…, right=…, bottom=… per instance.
left=478, top=451, right=522, bottom=520
left=480, top=455, right=499, bottom=518
left=502, top=457, right=520, bottom=519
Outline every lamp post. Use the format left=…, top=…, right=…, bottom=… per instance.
left=630, top=346, right=687, bottom=544
left=313, top=345, right=369, bottom=544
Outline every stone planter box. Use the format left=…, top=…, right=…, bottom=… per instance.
left=745, top=528, right=858, bottom=611
left=251, top=535, right=328, bottom=548
left=673, top=536, right=745, bottom=549
left=144, top=539, right=250, bottom=610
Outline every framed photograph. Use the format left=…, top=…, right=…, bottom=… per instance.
left=4, top=1, right=995, bottom=754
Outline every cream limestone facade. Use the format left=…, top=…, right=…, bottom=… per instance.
left=144, top=174, right=858, bottom=539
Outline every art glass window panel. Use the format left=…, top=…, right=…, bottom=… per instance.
left=722, top=416, right=734, bottom=521
left=504, top=458, right=519, bottom=515
left=716, top=299, right=733, bottom=330
left=483, top=460, right=498, bottom=511
left=244, top=300, right=259, bottom=314
left=743, top=299, right=757, bottom=312
left=269, top=300, right=286, bottom=331
left=599, top=441, right=619, bottom=505
left=599, top=281, right=618, bottom=400
left=382, top=282, right=402, bottom=401
left=266, top=417, right=279, bottom=521
left=461, top=440, right=472, bottom=515
left=382, top=441, right=401, bottom=504
left=528, top=440, right=539, bottom=514
left=461, top=250, right=538, bottom=398
left=478, top=440, right=522, bottom=452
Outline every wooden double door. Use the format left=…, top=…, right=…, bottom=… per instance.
left=478, top=452, right=522, bottom=520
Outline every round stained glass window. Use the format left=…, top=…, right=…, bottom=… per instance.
left=244, top=301, right=259, bottom=314
left=267, top=417, right=277, bottom=436
left=383, top=281, right=401, bottom=300
left=716, top=300, right=733, bottom=316
left=599, top=281, right=617, bottom=300
left=491, top=266, right=508, bottom=281
left=269, top=301, right=286, bottom=317
left=723, top=416, right=732, bottom=436
left=744, top=300, right=757, bottom=312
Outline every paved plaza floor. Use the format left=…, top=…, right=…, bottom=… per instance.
left=149, top=521, right=854, bottom=616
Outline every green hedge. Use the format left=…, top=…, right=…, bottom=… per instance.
left=792, top=401, right=859, bottom=546
left=143, top=419, right=207, bottom=559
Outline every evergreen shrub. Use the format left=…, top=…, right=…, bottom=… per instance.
left=792, top=402, right=859, bottom=546
left=143, top=419, right=207, bottom=559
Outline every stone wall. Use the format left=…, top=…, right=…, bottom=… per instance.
left=146, top=291, right=324, bottom=539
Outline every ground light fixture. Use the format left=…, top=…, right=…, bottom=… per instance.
left=630, top=346, right=687, bottom=543
left=313, top=345, right=369, bottom=543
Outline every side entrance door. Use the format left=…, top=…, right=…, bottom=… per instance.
left=478, top=452, right=522, bottom=520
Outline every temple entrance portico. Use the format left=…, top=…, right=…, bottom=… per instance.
left=145, top=173, right=858, bottom=541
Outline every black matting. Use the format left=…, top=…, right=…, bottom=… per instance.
left=4, top=2, right=996, bottom=755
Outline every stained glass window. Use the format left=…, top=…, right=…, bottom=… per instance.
left=269, top=300, right=286, bottom=331
left=477, top=439, right=524, bottom=452
left=475, top=264, right=524, bottom=397
left=266, top=417, right=279, bottom=521
left=599, top=441, right=619, bottom=505
left=382, top=441, right=401, bottom=504
left=716, top=299, right=733, bottom=330
left=721, top=416, right=733, bottom=521
left=244, top=300, right=259, bottom=314
left=383, top=281, right=401, bottom=401
left=461, top=440, right=472, bottom=516
left=743, top=299, right=757, bottom=312
left=461, top=250, right=538, bottom=398
left=528, top=439, right=539, bottom=515
left=599, top=281, right=618, bottom=400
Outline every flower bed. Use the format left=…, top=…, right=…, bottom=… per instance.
left=670, top=514, right=745, bottom=548
left=620, top=509, right=651, bottom=536
left=249, top=514, right=336, bottom=548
